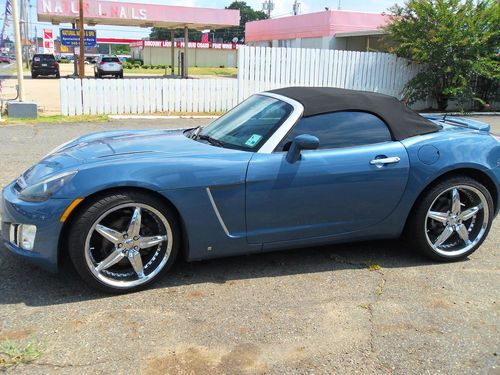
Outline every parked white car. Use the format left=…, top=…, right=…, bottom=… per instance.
left=94, top=55, right=123, bottom=78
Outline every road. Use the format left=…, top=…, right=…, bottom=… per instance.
left=0, top=118, right=498, bottom=374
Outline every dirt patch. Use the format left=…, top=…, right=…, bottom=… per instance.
left=145, top=344, right=266, bottom=375
left=0, top=329, right=33, bottom=341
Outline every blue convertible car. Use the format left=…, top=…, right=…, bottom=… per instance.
left=2, top=87, right=499, bottom=293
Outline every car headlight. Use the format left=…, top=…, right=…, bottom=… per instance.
left=18, top=170, right=77, bottom=202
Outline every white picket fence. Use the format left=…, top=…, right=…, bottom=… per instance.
left=60, top=46, right=421, bottom=116
left=237, top=46, right=420, bottom=99
left=60, top=78, right=239, bottom=116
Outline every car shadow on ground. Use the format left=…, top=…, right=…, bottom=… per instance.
left=0, top=239, right=441, bottom=307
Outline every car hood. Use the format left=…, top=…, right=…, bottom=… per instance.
left=21, top=129, right=233, bottom=184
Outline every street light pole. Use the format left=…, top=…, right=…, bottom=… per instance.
left=78, top=0, right=85, bottom=78
left=11, top=0, right=25, bottom=101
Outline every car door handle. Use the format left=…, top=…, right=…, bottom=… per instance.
left=370, top=156, right=401, bottom=166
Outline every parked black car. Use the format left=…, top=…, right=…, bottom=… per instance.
left=31, top=54, right=60, bottom=78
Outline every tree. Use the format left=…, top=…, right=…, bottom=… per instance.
left=215, top=1, right=269, bottom=43
left=384, top=0, right=499, bottom=110
left=149, top=28, right=202, bottom=42
left=112, top=44, right=130, bottom=55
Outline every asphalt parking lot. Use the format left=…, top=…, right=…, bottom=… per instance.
left=0, top=118, right=499, bottom=374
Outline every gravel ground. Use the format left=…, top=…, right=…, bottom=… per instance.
left=0, top=117, right=499, bottom=374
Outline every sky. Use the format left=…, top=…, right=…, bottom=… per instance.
left=0, top=0, right=403, bottom=41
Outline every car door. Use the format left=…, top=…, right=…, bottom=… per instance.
left=245, top=111, right=410, bottom=244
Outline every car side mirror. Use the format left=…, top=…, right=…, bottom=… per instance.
left=286, top=134, right=320, bottom=163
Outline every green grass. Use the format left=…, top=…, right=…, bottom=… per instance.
left=0, top=340, right=43, bottom=369
left=2, top=114, right=109, bottom=124
left=124, top=66, right=238, bottom=76
left=366, top=263, right=382, bottom=271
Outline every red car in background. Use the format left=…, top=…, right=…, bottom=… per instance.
left=1, top=55, right=11, bottom=63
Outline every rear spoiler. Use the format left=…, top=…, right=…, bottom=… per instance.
left=423, top=115, right=491, bottom=132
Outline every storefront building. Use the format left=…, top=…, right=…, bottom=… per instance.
left=245, top=10, right=390, bottom=52
left=131, top=40, right=238, bottom=68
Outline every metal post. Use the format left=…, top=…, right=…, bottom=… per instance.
left=78, top=0, right=85, bottom=78
left=72, top=22, right=77, bottom=76
left=170, top=30, right=175, bottom=76
left=183, top=26, right=188, bottom=78
left=21, top=0, right=29, bottom=69
left=11, top=0, right=25, bottom=101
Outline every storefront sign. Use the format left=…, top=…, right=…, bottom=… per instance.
left=43, top=28, right=54, bottom=54
left=37, top=0, right=239, bottom=28
left=134, top=40, right=238, bottom=50
left=60, top=29, right=97, bottom=46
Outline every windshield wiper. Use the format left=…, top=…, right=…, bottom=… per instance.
left=190, top=126, right=202, bottom=139
left=197, top=134, right=224, bottom=147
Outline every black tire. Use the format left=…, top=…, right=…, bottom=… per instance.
left=94, top=71, right=98, bottom=78
left=119, top=72, right=124, bottom=78
left=406, top=176, right=494, bottom=262
left=67, top=191, right=180, bottom=294
left=31, top=73, right=37, bottom=79
left=55, top=71, right=60, bottom=79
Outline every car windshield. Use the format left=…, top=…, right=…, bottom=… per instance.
left=102, top=57, right=120, bottom=63
left=197, top=95, right=293, bottom=151
left=33, top=54, right=55, bottom=62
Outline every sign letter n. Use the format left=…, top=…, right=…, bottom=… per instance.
left=42, top=0, right=52, bottom=12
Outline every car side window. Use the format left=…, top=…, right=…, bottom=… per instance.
left=277, top=111, right=392, bottom=151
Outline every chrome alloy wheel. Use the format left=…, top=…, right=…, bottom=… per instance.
left=425, top=185, right=489, bottom=257
left=84, top=203, right=173, bottom=289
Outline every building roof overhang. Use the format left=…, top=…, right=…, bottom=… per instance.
left=37, top=0, right=240, bottom=30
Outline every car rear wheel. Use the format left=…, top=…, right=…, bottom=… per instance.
left=68, top=191, right=180, bottom=293
left=407, top=177, right=493, bottom=261
left=55, top=71, right=60, bottom=79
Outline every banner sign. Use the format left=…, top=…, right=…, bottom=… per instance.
left=60, top=29, right=97, bottom=47
left=43, top=28, right=54, bottom=54
left=132, top=40, right=238, bottom=50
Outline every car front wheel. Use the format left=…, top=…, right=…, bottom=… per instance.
left=408, top=177, right=494, bottom=262
left=68, top=191, right=180, bottom=293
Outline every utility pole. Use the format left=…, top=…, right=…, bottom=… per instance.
left=78, top=0, right=85, bottom=78
left=262, top=0, right=274, bottom=18
left=11, top=0, right=25, bottom=101
left=292, top=0, right=300, bottom=15
left=21, top=0, right=29, bottom=68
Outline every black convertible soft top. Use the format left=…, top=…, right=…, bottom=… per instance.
left=268, top=87, right=440, bottom=141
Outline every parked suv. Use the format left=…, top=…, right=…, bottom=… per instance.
left=31, top=54, right=60, bottom=78
left=94, top=55, right=123, bottom=78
